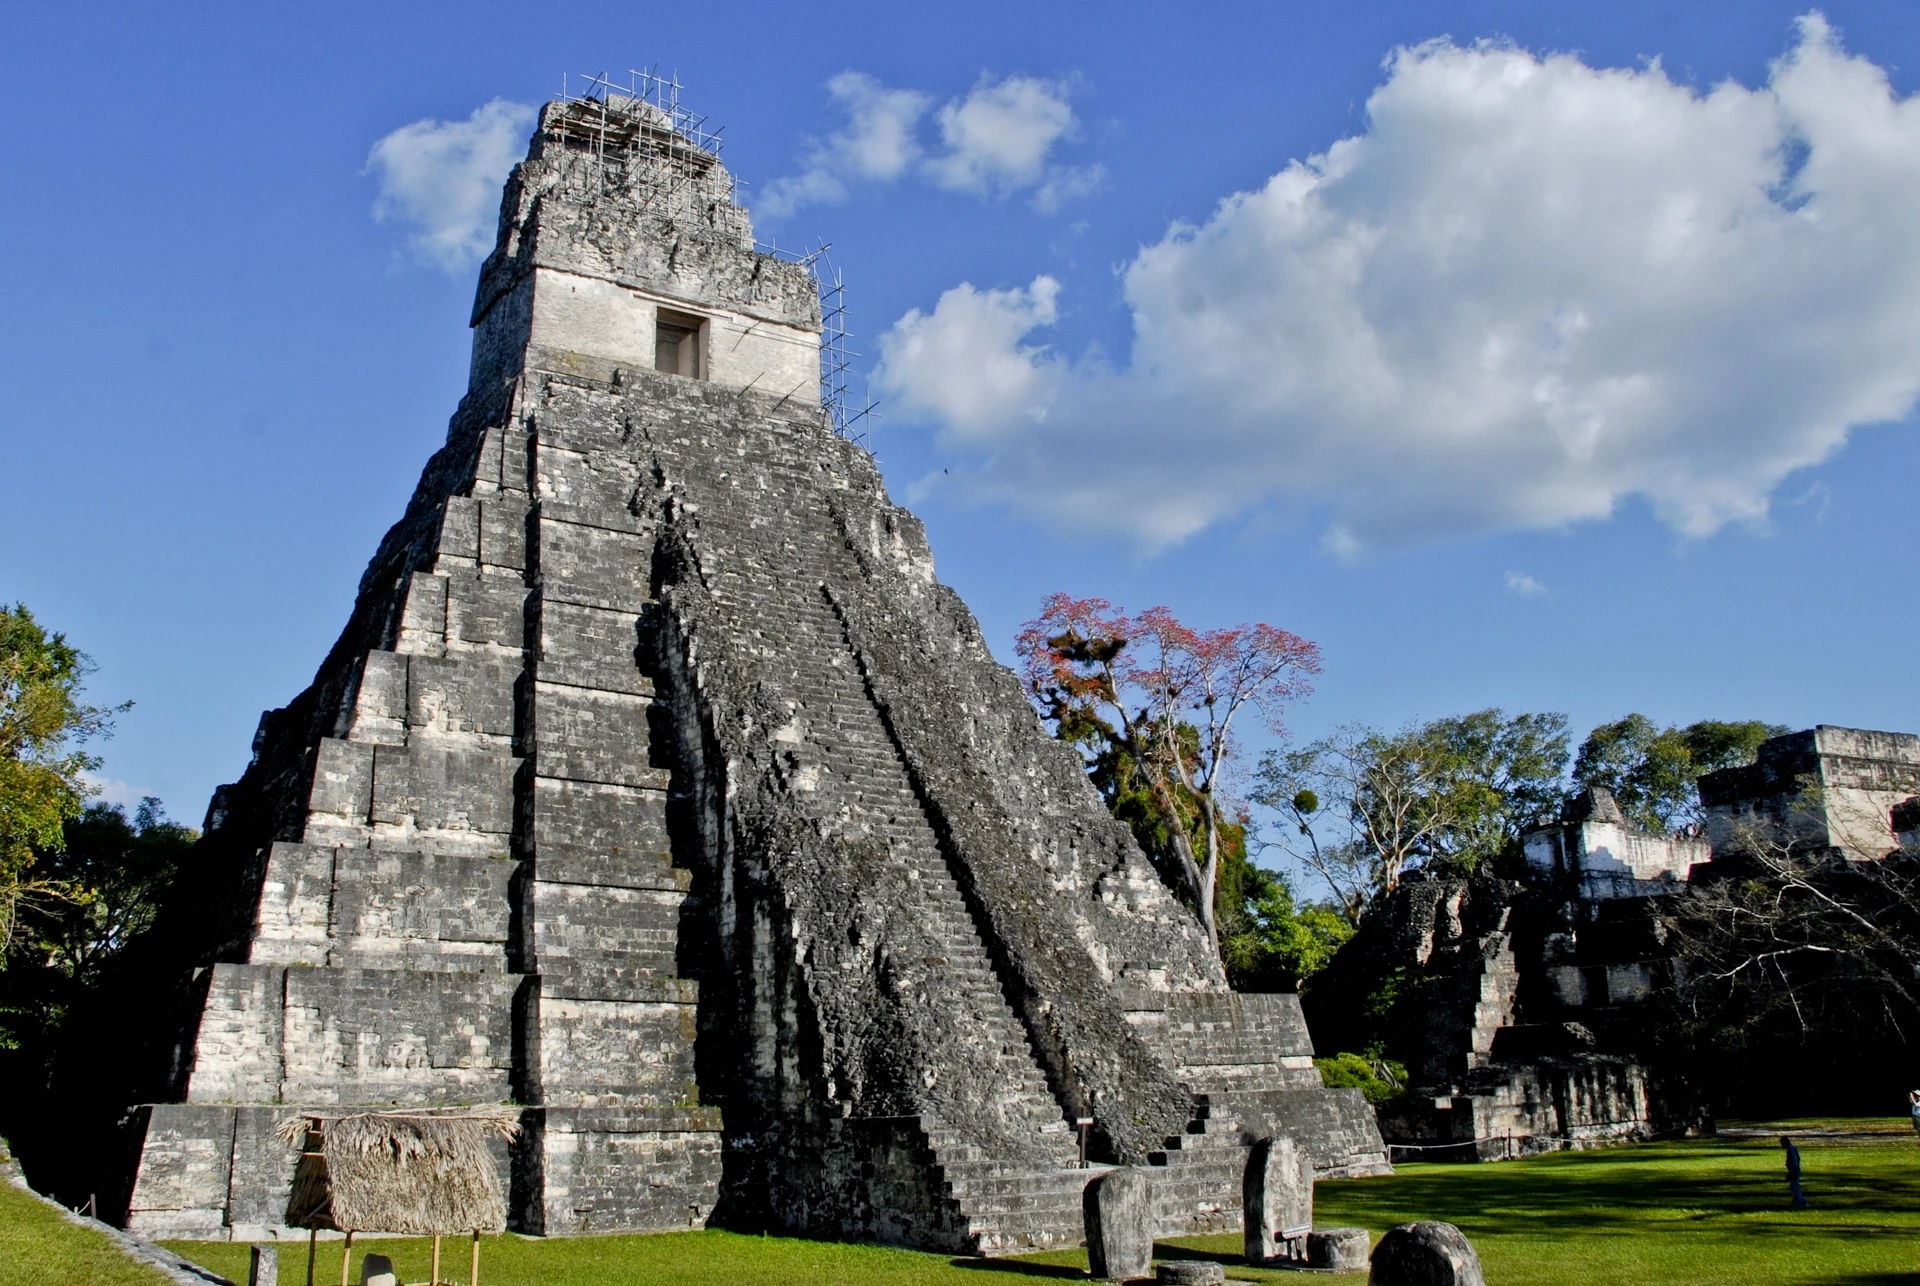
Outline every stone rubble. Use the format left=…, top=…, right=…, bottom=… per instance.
left=1309, top=1226, right=1372, bottom=1271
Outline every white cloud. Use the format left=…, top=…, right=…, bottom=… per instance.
left=759, top=73, right=933, bottom=217
left=878, top=16, right=1920, bottom=554
left=1032, top=163, right=1107, bottom=215
left=366, top=99, right=536, bottom=273
left=881, top=277, right=1062, bottom=429
left=80, top=773, right=152, bottom=810
left=760, top=72, right=1092, bottom=217
left=925, top=75, right=1080, bottom=197
left=1505, top=571, right=1548, bottom=596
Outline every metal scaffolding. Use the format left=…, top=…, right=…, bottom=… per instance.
left=549, top=68, right=733, bottom=207
left=759, top=240, right=879, bottom=451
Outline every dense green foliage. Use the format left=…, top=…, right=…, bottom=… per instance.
left=1218, top=861, right=1353, bottom=992
left=0, top=801, right=195, bottom=1070
left=160, top=1127, right=1920, bottom=1286
left=1312, top=1051, right=1408, bottom=1103
left=0, top=605, right=124, bottom=945
left=1574, top=715, right=1787, bottom=833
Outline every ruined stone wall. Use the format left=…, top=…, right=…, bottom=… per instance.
left=1702, top=726, right=1920, bottom=861
left=1524, top=788, right=1711, bottom=900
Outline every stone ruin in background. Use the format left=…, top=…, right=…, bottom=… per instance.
left=100, top=80, right=1387, bottom=1250
left=1308, top=724, right=1920, bottom=1159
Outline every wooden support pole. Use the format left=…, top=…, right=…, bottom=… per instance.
left=431, top=1234, right=441, bottom=1286
left=470, top=1230, right=481, bottom=1286
left=306, top=1226, right=317, bottom=1286
left=339, top=1230, right=353, bottom=1286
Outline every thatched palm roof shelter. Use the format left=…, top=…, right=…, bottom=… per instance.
left=280, top=1108, right=519, bottom=1235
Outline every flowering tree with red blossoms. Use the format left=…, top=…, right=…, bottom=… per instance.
left=1014, top=593, right=1321, bottom=957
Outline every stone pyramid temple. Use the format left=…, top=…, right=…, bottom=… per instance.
left=118, top=87, right=1386, bottom=1251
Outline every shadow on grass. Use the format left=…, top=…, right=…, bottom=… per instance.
left=949, top=1256, right=1088, bottom=1279
left=1316, top=1140, right=1920, bottom=1244
left=1153, top=1242, right=1242, bottom=1266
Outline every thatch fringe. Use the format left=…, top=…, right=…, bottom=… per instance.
left=280, top=1108, right=520, bottom=1235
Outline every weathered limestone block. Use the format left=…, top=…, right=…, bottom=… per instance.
left=368, top=743, right=519, bottom=853
left=395, top=571, right=449, bottom=655
left=304, top=739, right=374, bottom=842
left=186, top=965, right=285, bottom=1103
left=248, top=1244, right=278, bottom=1286
left=534, top=600, right=649, bottom=693
left=1149, top=993, right=1320, bottom=1090
left=1310, top=1227, right=1371, bottom=1271
left=1155, top=1264, right=1223, bottom=1285
left=124, top=1105, right=237, bottom=1237
left=479, top=495, right=529, bottom=570
left=531, top=682, right=659, bottom=786
left=529, top=381, right=626, bottom=455
left=345, top=652, right=408, bottom=745
left=249, top=843, right=334, bottom=966
left=1085, top=1168, right=1155, bottom=1281
left=1223, top=1087, right=1395, bottom=1178
left=225, top=1106, right=304, bottom=1238
left=358, top=1252, right=397, bottom=1286
left=475, top=419, right=532, bottom=497
left=406, top=654, right=517, bottom=742
left=520, top=1106, right=722, bottom=1235
left=280, top=967, right=518, bottom=1104
left=534, top=444, right=647, bottom=533
left=526, top=776, right=678, bottom=886
left=529, top=879, right=684, bottom=981
left=535, top=515, right=651, bottom=611
left=328, top=850, right=512, bottom=968
left=1243, top=1135, right=1312, bottom=1266
left=443, top=571, right=527, bottom=651
left=437, top=497, right=481, bottom=566
left=527, top=989, right=699, bottom=1104
left=1370, top=1222, right=1484, bottom=1286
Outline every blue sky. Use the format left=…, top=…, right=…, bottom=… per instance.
left=3, top=1, right=1918, bottom=833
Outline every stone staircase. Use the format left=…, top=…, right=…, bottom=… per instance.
left=685, top=457, right=1088, bottom=1250
left=1145, top=1096, right=1252, bottom=1234
left=918, top=1118, right=1094, bottom=1254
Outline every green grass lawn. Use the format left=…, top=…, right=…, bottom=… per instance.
left=0, top=1172, right=173, bottom=1286
left=162, top=1123, right=1920, bottom=1286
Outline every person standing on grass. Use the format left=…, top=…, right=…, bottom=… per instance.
left=1781, top=1135, right=1808, bottom=1209
left=1909, top=1090, right=1920, bottom=1136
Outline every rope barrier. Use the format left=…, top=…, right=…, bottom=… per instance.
left=1386, top=1133, right=1519, bottom=1161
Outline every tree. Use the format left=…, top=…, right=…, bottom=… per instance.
left=0, top=799, right=196, bottom=1079
left=10, top=799, right=196, bottom=987
left=1217, top=860, right=1355, bottom=992
left=1574, top=715, right=1786, bottom=833
left=0, top=605, right=124, bottom=948
left=1015, top=594, right=1322, bottom=955
left=1659, top=806, right=1920, bottom=1111
left=1256, top=709, right=1570, bottom=922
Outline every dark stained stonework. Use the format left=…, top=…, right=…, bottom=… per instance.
left=1307, top=806, right=1710, bottom=1159
left=103, top=91, right=1384, bottom=1251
